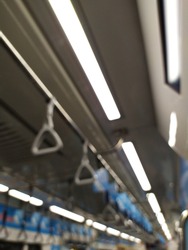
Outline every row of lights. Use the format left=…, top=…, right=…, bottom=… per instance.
left=146, top=193, right=172, bottom=240
left=0, top=184, right=43, bottom=206
left=85, top=219, right=141, bottom=244
left=121, top=142, right=172, bottom=240
left=0, top=185, right=141, bottom=244
left=50, top=205, right=142, bottom=244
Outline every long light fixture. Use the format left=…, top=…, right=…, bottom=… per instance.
left=120, top=233, right=130, bottom=240
left=129, top=236, right=135, bottom=242
left=29, top=197, right=43, bottom=206
left=92, top=222, right=106, bottom=231
left=106, top=227, right=120, bottom=236
left=163, top=0, right=180, bottom=83
left=134, top=238, right=142, bottom=243
left=120, top=233, right=141, bottom=243
left=0, top=184, right=9, bottom=192
left=8, top=189, right=30, bottom=202
left=122, top=142, right=151, bottom=191
left=161, top=223, right=172, bottom=240
left=48, top=0, right=120, bottom=121
left=168, top=112, right=177, bottom=148
left=157, top=212, right=166, bottom=225
left=49, top=205, right=85, bottom=223
left=146, top=193, right=161, bottom=214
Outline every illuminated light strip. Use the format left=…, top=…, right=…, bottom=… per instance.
left=49, top=205, right=85, bottom=223
left=48, top=0, right=120, bottom=121
left=0, top=184, right=9, bottom=192
left=29, top=197, right=43, bottom=206
left=129, top=236, right=135, bottom=242
left=120, top=233, right=130, bottom=240
left=8, top=189, right=30, bottom=202
left=168, top=112, right=178, bottom=148
left=122, top=142, right=151, bottom=191
left=157, top=212, right=166, bottom=225
left=146, top=193, right=161, bottom=214
left=106, top=227, right=120, bottom=236
left=92, top=222, right=106, bottom=231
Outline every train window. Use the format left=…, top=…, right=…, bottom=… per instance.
left=158, top=0, right=181, bottom=93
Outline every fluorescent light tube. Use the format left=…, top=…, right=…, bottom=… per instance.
left=92, top=222, right=106, bottom=231
left=29, top=197, right=43, bottom=206
left=129, top=236, right=135, bottom=242
left=106, top=227, right=120, bottom=236
left=49, top=205, right=85, bottom=223
left=48, top=0, right=120, bottom=121
left=163, top=0, right=180, bottom=83
left=120, top=233, right=130, bottom=240
left=147, top=193, right=161, bottom=214
left=165, top=231, right=172, bottom=240
left=160, top=221, right=172, bottom=240
left=157, top=212, right=166, bottom=225
left=0, top=184, right=9, bottom=192
left=161, top=223, right=168, bottom=232
left=86, top=219, right=93, bottom=226
left=134, top=238, right=141, bottom=243
left=122, top=142, right=151, bottom=191
left=168, top=112, right=177, bottom=147
left=9, top=189, right=30, bottom=202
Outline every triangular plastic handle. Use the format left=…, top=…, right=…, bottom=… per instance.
left=102, top=204, right=120, bottom=223
left=31, top=123, right=63, bottom=155
left=17, top=229, right=27, bottom=241
left=34, top=232, right=43, bottom=243
left=75, top=158, right=96, bottom=185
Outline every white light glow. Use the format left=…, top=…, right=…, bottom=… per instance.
left=122, top=142, right=151, bottom=191
left=161, top=223, right=172, bottom=240
left=29, top=197, right=43, bottom=206
left=92, top=222, right=106, bottom=231
left=168, top=112, right=177, bottom=147
left=161, top=223, right=168, bottom=232
left=146, top=193, right=161, bottom=214
left=86, top=219, right=93, bottom=226
left=157, top=212, right=166, bottom=225
left=120, top=233, right=130, bottom=240
left=8, top=189, right=30, bottom=202
left=164, top=0, right=180, bottom=83
left=129, top=236, right=135, bottom=241
left=165, top=231, right=172, bottom=240
left=49, top=205, right=85, bottom=223
left=106, top=227, right=120, bottom=236
left=48, top=0, right=120, bottom=121
left=0, top=184, right=9, bottom=192
left=134, top=238, right=142, bottom=243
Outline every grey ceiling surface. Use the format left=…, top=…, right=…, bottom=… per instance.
left=0, top=0, right=180, bottom=238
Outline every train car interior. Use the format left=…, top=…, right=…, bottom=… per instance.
left=0, top=0, right=187, bottom=249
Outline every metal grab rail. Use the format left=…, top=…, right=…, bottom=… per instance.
left=31, top=97, right=63, bottom=155
left=75, top=141, right=96, bottom=185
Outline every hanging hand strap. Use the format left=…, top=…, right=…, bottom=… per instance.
left=0, top=205, right=9, bottom=239
left=102, top=204, right=120, bottom=224
left=75, top=141, right=96, bottom=185
left=31, top=97, right=63, bottom=155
